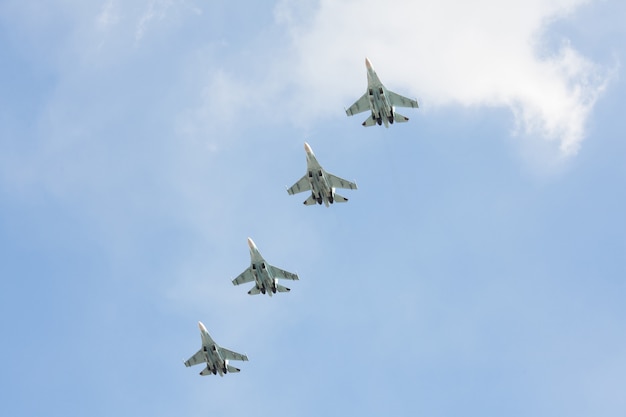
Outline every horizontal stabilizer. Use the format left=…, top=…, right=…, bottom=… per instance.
left=304, top=194, right=317, bottom=205
left=362, top=114, right=376, bottom=127
left=276, top=284, right=291, bottom=293
left=333, top=193, right=348, bottom=203
left=393, top=112, right=409, bottom=123
left=226, top=364, right=241, bottom=373
left=248, top=286, right=261, bottom=295
left=200, top=366, right=215, bottom=376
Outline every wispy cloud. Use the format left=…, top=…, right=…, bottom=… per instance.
left=274, top=0, right=614, bottom=155
left=176, top=69, right=253, bottom=151
left=96, top=0, right=120, bottom=30
left=135, top=0, right=163, bottom=43
left=135, top=0, right=202, bottom=44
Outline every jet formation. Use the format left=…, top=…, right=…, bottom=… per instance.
left=185, top=57, right=419, bottom=378
left=346, top=57, right=419, bottom=127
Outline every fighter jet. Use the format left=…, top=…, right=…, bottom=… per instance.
left=232, top=238, right=299, bottom=296
left=184, top=321, right=249, bottom=377
left=287, top=142, right=357, bottom=207
left=345, top=57, right=419, bottom=127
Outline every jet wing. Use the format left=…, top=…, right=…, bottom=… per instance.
left=345, top=93, right=369, bottom=116
left=184, top=349, right=205, bottom=367
left=219, top=347, right=249, bottom=362
left=387, top=90, right=419, bottom=108
left=232, top=267, right=255, bottom=286
left=269, top=265, right=299, bottom=281
left=287, top=174, right=311, bottom=195
left=327, top=173, right=357, bottom=190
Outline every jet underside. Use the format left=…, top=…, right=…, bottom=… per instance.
left=346, top=58, right=419, bottom=128
left=231, top=238, right=299, bottom=296
left=287, top=143, right=357, bottom=207
left=184, top=322, right=248, bottom=377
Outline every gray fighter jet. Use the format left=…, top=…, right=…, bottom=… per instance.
left=346, top=57, right=419, bottom=127
left=287, top=142, right=358, bottom=207
left=184, top=321, right=249, bottom=377
left=232, top=238, right=299, bottom=296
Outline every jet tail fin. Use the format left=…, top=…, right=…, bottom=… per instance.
left=362, top=114, right=377, bottom=127
left=393, top=112, right=409, bottom=123
left=276, top=284, right=291, bottom=293
left=303, top=194, right=317, bottom=205
left=333, top=193, right=348, bottom=203
left=226, top=364, right=241, bottom=373
left=248, top=286, right=261, bottom=295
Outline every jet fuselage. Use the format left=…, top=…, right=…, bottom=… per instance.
left=365, top=58, right=395, bottom=127
left=304, top=144, right=336, bottom=207
left=248, top=238, right=279, bottom=296
left=199, top=323, right=230, bottom=376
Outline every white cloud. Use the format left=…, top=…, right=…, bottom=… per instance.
left=274, top=0, right=613, bottom=155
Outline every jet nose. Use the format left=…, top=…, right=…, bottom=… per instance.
left=198, top=321, right=207, bottom=332
left=365, top=57, right=372, bottom=69
left=247, top=237, right=257, bottom=250
left=304, top=142, right=313, bottom=154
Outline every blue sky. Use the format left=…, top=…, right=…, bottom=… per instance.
left=1, top=1, right=624, bottom=416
